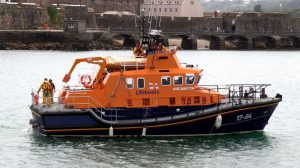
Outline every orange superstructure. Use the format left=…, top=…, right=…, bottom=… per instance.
left=59, top=48, right=222, bottom=110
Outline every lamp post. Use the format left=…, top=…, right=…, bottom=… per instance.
left=140, top=9, right=146, bottom=38
left=279, top=3, right=282, bottom=12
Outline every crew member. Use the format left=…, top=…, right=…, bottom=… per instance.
left=158, top=43, right=167, bottom=52
left=133, top=43, right=144, bottom=57
left=37, top=78, right=51, bottom=107
left=49, top=79, right=56, bottom=105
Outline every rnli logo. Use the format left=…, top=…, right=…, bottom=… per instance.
left=149, top=83, right=159, bottom=90
left=136, top=90, right=159, bottom=95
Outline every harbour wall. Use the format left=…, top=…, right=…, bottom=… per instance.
left=1, top=30, right=299, bottom=50
left=0, top=31, right=119, bottom=50
left=0, top=3, right=300, bottom=50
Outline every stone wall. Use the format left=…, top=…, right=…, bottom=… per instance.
left=291, top=18, right=300, bottom=33
left=62, top=5, right=97, bottom=28
left=0, top=3, right=48, bottom=29
left=221, top=12, right=300, bottom=33
left=96, top=14, right=137, bottom=29
left=95, top=14, right=223, bottom=32
left=0, top=31, right=119, bottom=50
left=159, top=17, right=223, bottom=31
left=95, top=12, right=300, bottom=33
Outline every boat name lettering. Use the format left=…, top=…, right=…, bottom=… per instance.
left=237, top=113, right=252, bottom=122
left=173, top=87, right=194, bottom=91
left=136, top=90, right=159, bottom=95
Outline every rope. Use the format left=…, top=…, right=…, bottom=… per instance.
left=155, top=2, right=163, bottom=31
left=148, top=0, right=156, bottom=32
left=158, top=7, right=163, bottom=30
left=0, top=105, right=30, bottom=113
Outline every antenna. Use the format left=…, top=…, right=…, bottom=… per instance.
left=133, top=6, right=137, bottom=28
left=140, top=9, right=146, bottom=38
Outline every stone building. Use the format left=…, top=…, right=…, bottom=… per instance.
left=0, top=0, right=17, bottom=3
left=14, top=0, right=143, bottom=14
left=141, top=0, right=204, bottom=17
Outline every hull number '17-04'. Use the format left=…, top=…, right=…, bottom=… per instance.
left=237, top=113, right=252, bottom=122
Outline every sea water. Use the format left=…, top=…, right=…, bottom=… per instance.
left=0, top=50, right=299, bottom=167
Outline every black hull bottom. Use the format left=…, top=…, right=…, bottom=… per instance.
left=30, top=100, right=280, bottom=137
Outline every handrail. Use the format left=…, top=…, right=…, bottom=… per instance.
left=198, top=84, right=271, bottom=105
left=32, top=93, right=107, bottom=110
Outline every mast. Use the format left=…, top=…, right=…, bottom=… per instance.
left=139, top=9, right=164, bottom=54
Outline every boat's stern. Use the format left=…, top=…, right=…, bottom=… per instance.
left=29, top=104, right=47, bottom=134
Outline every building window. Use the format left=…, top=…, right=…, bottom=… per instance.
left=197, top=74, right=202, bottom=84
left=137, top=78, right=145, bottom=89
left=159, top=8, right=161, bottom=12
left=126, top=78, right=134, bottom=89
left=170, top=8, right=172, bottom=12
left=186, top=74, right=195, bottom=85
left=175, top=8, right=178, bottom=12
left=161, top=76, right=171, bottom=86
left=154, top=8, right=156, bottom=12
left=169, top=97, right=176, bottom=105
left=149, top=8, right=151, bottom=12
left=68, top=22, right=75, bottom=28
left=194, top=96, right=200, bottom=104
left=173, top=76, right=183, bottom=85
left=143, top=98, right=150, bottom=106
left=164, top=8, right=167, bottom=12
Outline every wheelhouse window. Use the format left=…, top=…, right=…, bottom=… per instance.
left=186, top=74, right=195, bottom=85
left=173, top=76, right=183, bottom=85
left=161, top=76, right=171, bottom=86
left=126, top=78, right=134, bottom=89
left=197, top=74, right=202, bottom=84
left=137, top=78, right=145, bottom=89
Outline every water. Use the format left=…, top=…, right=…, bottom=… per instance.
left=0, top=50, right=299, bottom=167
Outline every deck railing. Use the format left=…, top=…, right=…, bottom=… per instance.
left=31, top=93, right=106, bottom=117
left=198, top=84, right=271, bottom=105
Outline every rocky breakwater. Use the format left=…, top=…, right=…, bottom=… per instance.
left=0, top=30, right=131, bottom=51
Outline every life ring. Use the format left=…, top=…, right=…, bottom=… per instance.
left=80, top=74, right=92, bottom=87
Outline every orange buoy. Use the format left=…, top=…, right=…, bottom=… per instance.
left=33, top=93, right=39, bottom=105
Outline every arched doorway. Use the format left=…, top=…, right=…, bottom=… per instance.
left=111, top=34, right=138, bottom=48
left=224, top=36, right=249, bottom=49
left=253, top=36, right=276, bottom=49
left=197, top=36, right=221, bottom=50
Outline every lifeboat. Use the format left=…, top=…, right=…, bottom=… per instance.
left=29, top=42, right=282, bottom=137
